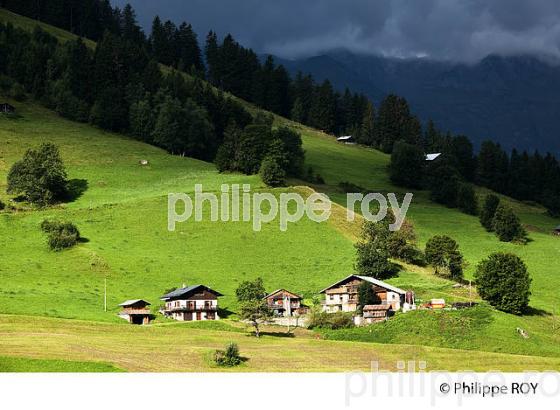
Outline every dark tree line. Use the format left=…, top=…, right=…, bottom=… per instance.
left=2, top=1, right=375, bottom=136
left=3, top=1, right=560, bottom=209
left=390, top=115, right=560, bottom=216
left=0, top=21, right=255, bottom=163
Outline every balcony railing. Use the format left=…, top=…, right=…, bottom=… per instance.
left=162, top=305, right=217, bottom=313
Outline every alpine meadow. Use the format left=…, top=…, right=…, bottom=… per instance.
left=1, top=3, right=560, bottom=375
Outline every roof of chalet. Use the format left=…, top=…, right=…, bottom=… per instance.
left=363, top=304, right=391, bottom=311
left=337, top=135, right=354, bottom=141
left=160, top=284, right=223, bottom=300
left=119, top=299, right=151, bottom=307
left=319, top=274, right=407, bottom=295
left=425, top=153, right=442, bottom=161
left=263, top=289, right=302, bottom=300
left=554, top=225, right=560, bottom=230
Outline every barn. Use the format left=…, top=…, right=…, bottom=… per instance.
left=0, top=103, right=15, bottom=114
left=118, top=299, right=152, bottom=325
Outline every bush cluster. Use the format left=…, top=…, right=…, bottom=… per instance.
left=307, top=308, right=354, bottom=330
left=41, top=220, right=80, bottom=251
left=213, top=342, right=242, bottom=367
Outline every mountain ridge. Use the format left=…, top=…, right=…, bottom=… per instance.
left=275, top=50, right=560, bottom=154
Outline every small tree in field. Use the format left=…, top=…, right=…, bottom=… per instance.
left=40, top=219, right=80, bottom=251
left=235, top=277, right=266, bottom=302
left=425, top=235, right=464, bottom=280
left=492, top=204, right=526, bottom=243
left=239, top=300, right=273, bottom=338
left=214, top=342, right=242, bottom=367
left=354, top=220, right=395, bottom=279
left=474, top=253, right=531, bottom=315
left=7, top=143, right=68, bottom=205
left=456, top=183, right=478, bottom=215
left=480, top=194, right=500, bottom=231
left=259, top=156, right=286, bottom=187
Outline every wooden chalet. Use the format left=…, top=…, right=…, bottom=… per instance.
left=118, top=299, right=152, bottom=325
left=362, top=304, right=391, bottom=324
left=0, top=103, right=15, bottom=114
left=320, top=274, right=407, bottom=313
left=263, top=289, right=308, bottom=317
left=553, top=225, right=560, bottom=235
left=160, top=284, right=222, bottom=321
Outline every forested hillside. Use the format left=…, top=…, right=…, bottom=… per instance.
left=2, top=1, right=560, bottom=217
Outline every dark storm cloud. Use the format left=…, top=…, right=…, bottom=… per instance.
left=113, top=0, right=560, bottom=61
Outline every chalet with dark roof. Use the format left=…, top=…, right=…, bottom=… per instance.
left=160, top=284, right=223, bottom=321
left=319, top=274, right=407, bottom=313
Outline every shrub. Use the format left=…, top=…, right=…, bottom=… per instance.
left=41, top=219, right=80, bottom=251
left=214, top=342, right=242, bottom=367
left=386, top=228, right=423, bottom=263
left=0, top=200, right=5, bottom=211
left=479, top=194, right=500, bottom=231
left=425, top=235, right=464, bottom=280
left=235, top=277, right=266, bottom=302
left=259, top=156, right=286, bottom=187
left=355, top=220, right=392, bottom=277
left=307, top=308, right=354, bottom=330
left=389, top=141, right=425, bottom=188
left=474, top=253, right=531, bottom=315
left=429, top=165, right=461, bottom=207
left=492, top=204, right=526, bottom=243
left=7, top=143, right=68, bottom=205
left=273, top=127, right=304, bottom=177
left=456, top=183, right=478, bottom=215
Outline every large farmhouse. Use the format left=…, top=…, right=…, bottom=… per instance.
left=263, top=289, right=308, bottom=317
left=160, top=284, right=222, bottom=321
left=319, top=274, right=409, bottom=313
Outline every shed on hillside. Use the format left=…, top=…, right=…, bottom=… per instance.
left=553, top=225, right=560, bottom=235
left=337, top=135, right=355, bottom=144
left=425, top=153, right=441, bottom=161
left=118, top=299, right=152, bottom=325
left=0, top=103, right=15, bottom=114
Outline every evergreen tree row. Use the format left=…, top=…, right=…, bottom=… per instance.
left=0, top=22, right=252, bottom=163
left=2, top=1, right=560, bottom=211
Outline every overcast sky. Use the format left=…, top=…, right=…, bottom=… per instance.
left=112, top=0, right=560, bottom=62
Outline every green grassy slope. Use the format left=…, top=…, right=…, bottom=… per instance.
left=1, top=8, right=560, bottom=370
left=0, top=101, right=353, bottom=321
left=0, top=8, right=95, bottom=48
left=0, top=355, right=122, bottom=372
